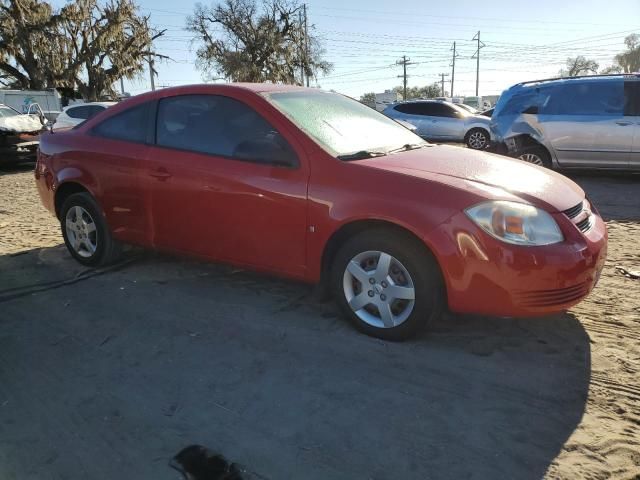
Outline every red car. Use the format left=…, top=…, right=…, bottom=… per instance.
left=35, top=84, right=607, bottom=340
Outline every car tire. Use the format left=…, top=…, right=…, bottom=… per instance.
left=60, top=192, right=122, bottom=267
left=517, top=145, right=552, bottom=168
left=464, top=128, right=489, bottom=150
left=331, top=228, right=444, bottom=341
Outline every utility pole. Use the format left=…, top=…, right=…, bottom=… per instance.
left=396, top=56, right=415, bottom=100
left=438, top=73, right=450, bottom=96
left=450, top=41, right=458, bottom=98
left=120, top=77, right=125, bottom=95
left=303, top=3, right=309, bottom=87
left=148, top=54, right=155, bottom=91
left=298, top=8, right=304, bottom=85
left=471, top=31, right=485, bottom=97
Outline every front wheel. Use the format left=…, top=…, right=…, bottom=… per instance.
left=517, top=145, right=552, bottom=168
left=331, top=229, right=444, bottom=341
left=465, top=128, right=489, bottom=150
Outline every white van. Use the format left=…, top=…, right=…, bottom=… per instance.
left=0, top=89, right=62, bottom=122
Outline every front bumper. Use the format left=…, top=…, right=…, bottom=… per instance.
left=428, top=209, right=607, bottom=317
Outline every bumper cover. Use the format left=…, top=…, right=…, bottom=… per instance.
left=428, top=210, right=607, bottom=317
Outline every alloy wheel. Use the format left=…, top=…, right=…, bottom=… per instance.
left=65, top=205, right=98, bottom=258
left=519, top=153, right=544, bottom=165
left=468, top=131, right=487, bottom=149
left=342, top=250, right=416, bottom=328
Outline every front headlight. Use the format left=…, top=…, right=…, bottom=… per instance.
left=465, top=201, right=563, bottom=246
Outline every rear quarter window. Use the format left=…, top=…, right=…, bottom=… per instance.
left=92, top=103, right=150, bottom=143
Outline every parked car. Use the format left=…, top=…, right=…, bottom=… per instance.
left=35, top=84, right=607, bottom=340
left=0, top=103, right=48, bottom=163
left=0, top=89, right=62, bottom=123
left=382, top=100, right=491, bottom=149
left=54, top=102, right=116, bottom=129
left=457, top=103, right=479, bottom=115
left=491, top=74, right=640, bottom=169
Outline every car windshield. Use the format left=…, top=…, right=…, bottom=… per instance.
left=0, top=106, right=20, bottom=118
left=266, top=90, right=425, bottom=158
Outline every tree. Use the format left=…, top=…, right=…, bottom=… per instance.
left=0, top=0, right=66, bottom=89
left=187, top=0, right=332, bottom=84
left=559, top=56, right=599, bottom=77
left=0, top=0, right=165, bottom=100
left=393, top=83, right=440, bottom=100
left=613, top=34, right=640, bottom=73
left=359, top=92, right=375, bottom=105
left=59, top=0, right=166, bottom=100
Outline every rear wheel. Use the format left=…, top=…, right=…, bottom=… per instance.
left=465, top=128, right=489, bottom=150
left=60, top=192, right=121, bottom=267
left=331, top=229, right=444, bottom=341
left=517, top=145, right=552, bottom=168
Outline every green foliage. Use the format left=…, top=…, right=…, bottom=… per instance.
left=187, top=0, right=331, bottom=84
left=359, top=92, right=375, bottom=105
left=0, top=0, right=164, bottom=100
left=393, top=83, right=441, bottom=100
left=559, top=56, right=599, bottom=77
left=614, top=34, right=640, bottom=73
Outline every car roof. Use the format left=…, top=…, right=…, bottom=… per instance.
left=64, top=101, right=117, bottom=110
left=510, top=73, right=638, bottom=91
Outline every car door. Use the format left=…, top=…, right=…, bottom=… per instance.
left=428, top=103, right=465, bottom=140
left=83, top=101, right=155, bottom=246
left=625, top=80, right=640, bottom=169
left=146, top=93, right=309, bottom=279
left=539, top=80, right=631, bottom=168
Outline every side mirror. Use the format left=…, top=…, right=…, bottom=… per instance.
left=233, top=138, right=298, bottom=168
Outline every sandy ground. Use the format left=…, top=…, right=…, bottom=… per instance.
left=0, top=164, right=639, bottom=480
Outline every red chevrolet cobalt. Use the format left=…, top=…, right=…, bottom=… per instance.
left=35, top=84, right=607, bottom=340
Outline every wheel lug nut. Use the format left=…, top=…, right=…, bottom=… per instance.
left=369, top=278, right=375, bottom=284
left=380, top=294, right=387, bottom=301
left=367, top=290, right=374, bottom=297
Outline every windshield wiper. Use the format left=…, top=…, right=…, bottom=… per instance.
left=387, top=143, right=428, bottom=154
left=337, top=150, right=388, bottom=161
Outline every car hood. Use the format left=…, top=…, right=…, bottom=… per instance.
left=356, top=145, right=584, bottom=212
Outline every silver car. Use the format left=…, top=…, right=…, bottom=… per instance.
left=382, top=100, right=491, bottom=149
left=491, top=74, right=640, bottom=170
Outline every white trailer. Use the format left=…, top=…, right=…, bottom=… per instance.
left=0, top=89, right=63, bottom=122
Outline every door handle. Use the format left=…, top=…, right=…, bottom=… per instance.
left=150, top=168, right=172, bottom=180
left=615, top=120, right=632, bottom=126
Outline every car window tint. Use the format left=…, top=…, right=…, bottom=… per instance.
left=155, top=94, right=297, bottom=166
left=545, top=81, right=624, bottom=116
left=394, top=103, right=422, bottom=115
left=624, top=81, right=640, bottom=116
left=67, top=106, right=91, bottom=119
left=430, top=103, right=458, bottom=118
left=86, top=105, right=105, bottom=119
left=93, top=103, right=150, bottom=143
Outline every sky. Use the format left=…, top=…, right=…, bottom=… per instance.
left=54, top=0, right=640, bottom=99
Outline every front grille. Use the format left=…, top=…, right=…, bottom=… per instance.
left=562, top=200, right=593, bottom=233
left=563, top=202, right=584, bottom=219
left=576, top=216, right=592, bottom=233
left=514, top=282, right=590, bottom=308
